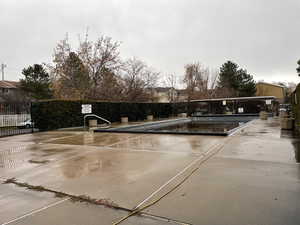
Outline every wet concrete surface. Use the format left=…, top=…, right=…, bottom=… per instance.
left=142, top=118, right=300, bottom=225
left=144, top=157, right=300, bottom=225
left=109, top=134, right=224, bottom=154
left=1, top=118, right=300, bottom=224
left=13, top=149, right=198, bottom=209
left=0, top=183, right=63, bottom=224
left=0, top=131, right=78, bottom=144
left=219, top=119, right=300, bottom=163
left=43, top=132, right=142, bottom=146
left=9, top=200, right=181, bottom=225
left=219, top=135, right=298, bottom=163
left=0, top=143, right=97, bottom=178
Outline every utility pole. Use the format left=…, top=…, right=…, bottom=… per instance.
left=1, top=63, right=7, bottom=81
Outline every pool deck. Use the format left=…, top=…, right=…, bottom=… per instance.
left=0, top=118, right=299, bottom=225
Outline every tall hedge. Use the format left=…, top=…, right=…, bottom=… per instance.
left=31, top=100, right=186, bottom=131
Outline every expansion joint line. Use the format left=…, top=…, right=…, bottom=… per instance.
left=112, top=137, right=233, bottom=225
left=1, top=178, right=189, bottom=225
left=1, top=178, right=130, bottom=216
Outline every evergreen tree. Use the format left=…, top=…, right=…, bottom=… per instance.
left=59, top=52, right=90, bottom=99
left=236, top=69, right=257, bottom=97
left=20, top=64, right=52, bottom=100
left=218, top=61, right=256, bottom=97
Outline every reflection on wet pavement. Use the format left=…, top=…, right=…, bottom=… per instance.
left=60, top=154, right=114, bottom=179
left=44, top=132, right=143, bottom=147
left=1, top=118, right=300, bottom=225
left=240, top=120, right=281, bottom=138
left=219, top=119, right=300, bottom=163
left=14, top=149, right=197, bottom=209
left=0, top=143, right=89, bottom=178
left=0, top=131, right=78, bottom=143
left=110, top=134, right=224, bottom=154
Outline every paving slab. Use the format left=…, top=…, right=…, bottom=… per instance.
left=44, top=132, right=144, bottom=147
left=219, top=118, right=300, bottom=163
left=2, top=118, right=299, bottom=225
left=239, top=118, right=282, bottom=139
left=0, top=131, right=78, bottom=144
left=0, top=183, right=64, bottom=224
left=144, top=157, right=300, bottom=225
left=109, top=134, right=224, bottom=154
left=9, top=199, right=182, bottom=225
left=0, top=143, right=97, bottom=178
left=13, top=148, right=198, bottom=209
left=219, top=135, right=298, bottom=163
left=0, top=141, right=34, bottom=153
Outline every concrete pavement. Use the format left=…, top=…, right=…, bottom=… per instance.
left=0, top=118, right=299, bottom=225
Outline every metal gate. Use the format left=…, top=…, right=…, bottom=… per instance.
left=0, top=102, right=33, bottom=137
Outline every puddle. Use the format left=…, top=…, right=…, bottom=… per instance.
left=28, top=159, right=50, bottom=164
left=60, top=155, right=114, bottom=179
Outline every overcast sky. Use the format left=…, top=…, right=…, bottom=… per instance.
left=1, top=0, right=299, bottom=84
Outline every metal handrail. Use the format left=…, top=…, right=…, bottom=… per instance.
left=83, top=114, right=111, bottom=130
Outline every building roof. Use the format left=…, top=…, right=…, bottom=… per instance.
left=0, top=80, right=19, bottom=89
left=256, top=82, right=285, bottom=89
left=191, top=96, right=276, bottom=103
left=176, top=89, right=188, bottom=95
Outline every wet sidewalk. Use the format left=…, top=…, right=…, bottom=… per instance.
left=0, top=118, right=299, bottom=225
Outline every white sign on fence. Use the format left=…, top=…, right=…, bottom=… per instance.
left=81, top=104, right=92, bottom=114
left=222, top=100, right=226, bottom=106
left=238, top=107, right=244, bottom=113
left=265, top=99, right=272, bottom=105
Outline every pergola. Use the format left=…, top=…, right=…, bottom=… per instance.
left=190, top=96, right=277, bottom=115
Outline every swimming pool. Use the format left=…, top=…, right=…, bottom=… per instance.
left=95, top=116, right=256, bottom=136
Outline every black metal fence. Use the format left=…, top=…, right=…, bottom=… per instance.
left=0, top=102, right=33, bottom=137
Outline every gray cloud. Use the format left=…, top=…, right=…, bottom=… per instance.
left=0, top=0, right=299, bottom=83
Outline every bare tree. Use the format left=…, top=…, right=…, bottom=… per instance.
left=78, top=32, right=122, bottom=97
left=52, top=34, right=71, bottom=79
left=164, top=74, right=179, bottom=102
left=94, top=68, right=124, bottom=101
left=183, top=63, right=198, bottom=102
left=183, top=62, right=222, bottom=100
left=183, top=63, right=216, bottom=101
left=52, top=32, right=122, bottom=100
left=121, top=58, right=159, bottom=102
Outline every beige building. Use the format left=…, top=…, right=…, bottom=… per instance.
left=149, top=88, right=188, bottom=103
left=256, top=82, right=285, bottom=102
left=151, top=87, right=179, bottom=103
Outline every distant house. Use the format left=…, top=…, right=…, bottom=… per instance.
left=151, top=87, right=179, bottom=103
left=176, top=89, right=188, bottom=102
left=256, top=82, right=285, bottom=102
left=148, top=87, right=189, bottom=102
left=0, top=80, right=20, bottom=102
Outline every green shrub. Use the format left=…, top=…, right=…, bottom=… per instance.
left=31, top=100, right=186, bottom=131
